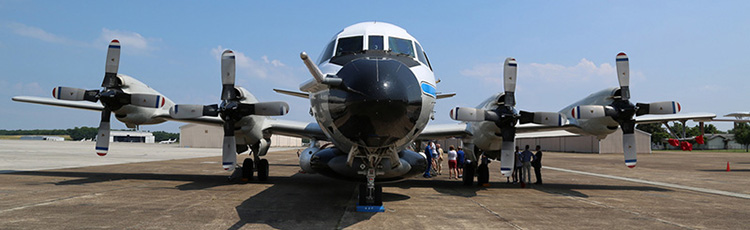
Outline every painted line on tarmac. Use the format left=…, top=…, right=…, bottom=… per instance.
left=545, top=166, right=750, bottom=200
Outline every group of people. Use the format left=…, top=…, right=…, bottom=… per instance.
left=422, top=141, right=465, bottom=179
left=510, top=145, right=543, bottom=185
left=422, top=141, right=544, bottom=185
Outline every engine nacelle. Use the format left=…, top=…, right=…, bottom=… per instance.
left=298, top=146, right=320, bottom=174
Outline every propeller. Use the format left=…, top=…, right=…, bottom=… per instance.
left=450, top=58, right=567, bottom=177
left=570, top=52, right=681, bottom=168
left=170, top=50, right=289, bottom=171
left=50, top=40, right=166, bottom=156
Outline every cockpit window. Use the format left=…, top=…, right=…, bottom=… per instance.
left=369, top=36, right=384, bottom=50
left=415, top=43, right=428, bottom=65
left=318, top=40, right=335, bottom=64
left=388, top=37, right=415, bottom=57
left=335, top=36, right=363, bottom=57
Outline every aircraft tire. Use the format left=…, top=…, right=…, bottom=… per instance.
left=242, top=158, right=254, bottom=181
left=257, top=159, right=269, bottom=181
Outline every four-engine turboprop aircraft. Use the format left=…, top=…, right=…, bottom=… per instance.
left=11, top=22, right=717, bottom=208
left=444, top=53, right=716, bottom=185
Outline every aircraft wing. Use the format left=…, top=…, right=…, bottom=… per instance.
left=418, top=123, right=471, bottom=139
left=12, top=96, right=104, bottom=112
left=634, top=112, right=716, bottom=124
left=264, top=119, right=327, bottom=140
left=159, top=115, right=225, bottom=126
left=516, top=123, right=583, bottom=134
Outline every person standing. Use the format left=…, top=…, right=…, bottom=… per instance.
left=512, top=146, right=521, bottom=184
left=456, top=146, right=465, bottom=178
left=447, top=145, right=458, bottom=179
left=520, top=145, right=535, bottom=184
left=436, top=144, right=444, bottom=175
left=532, top=145, right=543, bottom=185
left=423, top=142, right=433, bottom=178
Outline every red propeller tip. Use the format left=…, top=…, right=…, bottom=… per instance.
left=617, top=52, right=627, bottom=56
left=111, top=39, right=119, bottom=43
left=627, top=165, right=636, bottom=168
left=677, top=102, right=681, bottom=112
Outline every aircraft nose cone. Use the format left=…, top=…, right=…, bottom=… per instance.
left=328, top=58, right=422, bottom=147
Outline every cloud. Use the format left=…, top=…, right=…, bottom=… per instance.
left=460, top=58, right=644, bottom=87
left=210, top=46, right=300, bottom=87
left=3, top=22, right=74, bottom=45
left=2, top=22, right=159, bottom=54
left=8, top=81, right=45, bottom=96
left=96, top=28, right=160, bottom=53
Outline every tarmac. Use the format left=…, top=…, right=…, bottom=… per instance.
left=0, top=139, right=749, bottom=229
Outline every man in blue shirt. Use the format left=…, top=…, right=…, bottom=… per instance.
left=520, top=145, right=535, bottom=184
left=423, top=142, right=433, bottom=178
left=456, top=146, right=465, bottom=178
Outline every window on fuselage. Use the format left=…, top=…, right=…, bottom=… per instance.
left=318, top=40, right=335, bottom=64
left=415, top=43, right=428, bottom=65
left=335, top=36, right=363, bottom=57
left=388, top=37, right=415, bottom=57
left=369, top=35, right=384, bottom=50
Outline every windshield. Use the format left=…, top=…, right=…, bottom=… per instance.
left=388, top=37, right=414, bottom=57
left=335, top=36, right=363, bottom=57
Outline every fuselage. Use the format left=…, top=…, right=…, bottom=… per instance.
left=301, top=22, right=434, bottom=181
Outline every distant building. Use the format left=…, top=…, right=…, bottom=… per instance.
left=179, top=124, right=303, bottom=148
left=692, top=134, right=743, bottom=150
left=20, top=136, right=65, bottom=141
left=107, top=131, right=155, bottom=143
left=516, top=128, right=652, bottom=154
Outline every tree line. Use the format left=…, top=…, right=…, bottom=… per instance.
left=636, top=122, right=750, bottom=151
left=0, top=127, right=179, bottom=142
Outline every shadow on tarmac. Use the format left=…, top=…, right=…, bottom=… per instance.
left=227, top=173, right=376, bottom=230
left=7, top=170, right=271, bottom=190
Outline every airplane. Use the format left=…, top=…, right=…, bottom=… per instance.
left=445, top=52, right=716, bottom=185
left=11, top=22, right=717, bottom=210
left=159, top=139, right=177, bottom=144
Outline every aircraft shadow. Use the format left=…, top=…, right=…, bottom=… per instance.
left=388, top=179, right=672, bottom=198
left=228, top=173, right=376, bottom=230
left=6, top=170, right=269, bottom=190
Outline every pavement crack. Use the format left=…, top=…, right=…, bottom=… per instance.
left=466, top=196, right=523, bottom=230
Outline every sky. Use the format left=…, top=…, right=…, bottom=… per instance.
left=1, top=1, right=749, bottom=133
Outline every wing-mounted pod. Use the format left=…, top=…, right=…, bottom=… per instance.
left=51, top=40, right=167, bottom=156
left=571, top=52, right=681, bottom=168
left=170, top=50, right=289, bottom=171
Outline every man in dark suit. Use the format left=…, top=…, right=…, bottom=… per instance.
left=532, top=145, right=543, bottom=185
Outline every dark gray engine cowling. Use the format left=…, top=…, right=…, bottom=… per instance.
left=304, top=147, right=427, bottom=182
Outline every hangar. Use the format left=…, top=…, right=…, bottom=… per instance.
left=516, top=128, right=652, bottom=154
left=108, top=131, right=155, bottom=143
left=179, top=124, right=303, bottom=148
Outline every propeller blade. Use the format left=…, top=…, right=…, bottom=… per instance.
left=95, top=108, right=111, bottom=156
left=130, top=94, right=166, bottom=108
left=102, top=39, right=121, bottom=88
left=236, top=101, right=290, bottom=116
left=53, top=87, right=99, bottom=102
left=499, top=125, right=517, bottom=177
left=616, top=52, right=630, bottom=100
left=499, top=141, right=515, bottom=177
left=636, top=101, right=681, bottom=116
left=519, top=111, right=569, bottom=126
left=170, top=104, right=219, bottom=119
left=449, top=107, right=500, bottom=122
left=571, top=105, right=617, bottom=119
left=503, top=58, right=518, bottom=106
left=622, top=120, right=637, bottom=168
left=222, top=120, right=237, bottom=171
left=220, top=50, right=237, bottom=100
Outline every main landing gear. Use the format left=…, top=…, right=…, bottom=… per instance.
left=233, top=149, right=269, bottom=182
